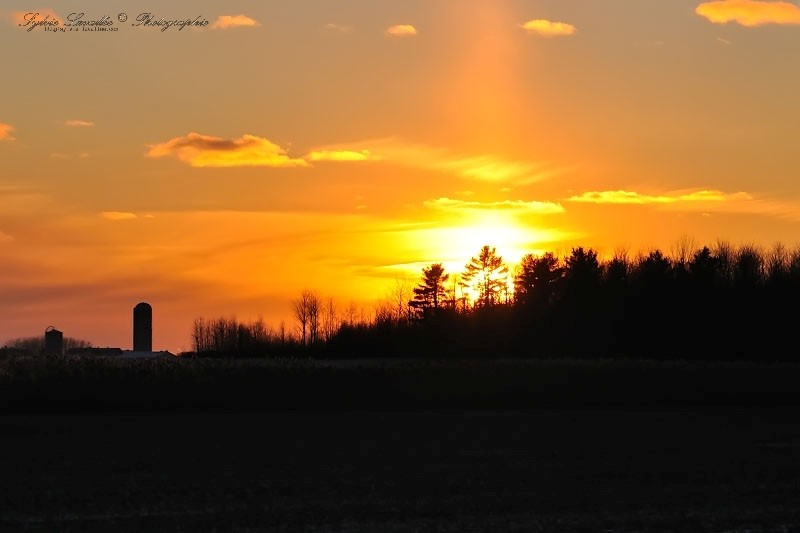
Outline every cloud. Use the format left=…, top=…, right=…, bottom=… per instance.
left=696, top=0, right=800, bottom=26
left=146, top=132, right=308, bottom=168
left=64, top=119, right=94, bottom=127
left=325, top=23, right=353, bottom=33
left=211, top=15, right=260, bottom=30
left=385, top=24, right=417, bottom=37
left=567, top=189, right=752, bottom=205
left=0, top=231, right=13, bottom=243
left=50, top=152, right=90, bottom=159
left=521, top=19, right=577, bottom=37
left=425, top=197, right=565, bottom=215
left=9, top=9, right=63, bottom=26
left=441, top=156, right=547, bottom=183
left=717, top=37, right=734, bottom=44
left=100, top=211, right=138, bottom=221
left=307, top=138, right=559, bottom=184
left=0, top=186, right=50, bottom=215
left=306, top=149, right=374, bottom=162
left=566, top=188, right=800, bottom=221
left=0, top=123, right=14, bottom=141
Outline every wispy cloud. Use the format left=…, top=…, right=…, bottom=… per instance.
left=325, top=23, right=353, bottom=33
left=306, top=149, right=374, bottom=162
left=0, top=123, right=14, bottom=141
left=0, top=230, right=13, bottom=243
left=307, top=138, right=560, bottom=184
left=211, top=15, right=260, bottom=30
left=0, top=186, right=50, bottom=216
left=64, top=119, right=94, bottom=127
left=696, top=0, right=800, bottom=26
left=100, top=211, right=138, bottom=221
left=568, top=189, right=800, bottom=221
left=385, top=24, right=417, bottom=37
left=717, top=36, right=734, bottom=44
left=568, top=189, right=752, bottom=205
left=521, top=19, right=577, bottom=37
left=146, top=132, right=308, bottom=168
left=150, top=132, right=560, bottom=179
left=425, top=197, right=565, bottom=215
left=50, top=152, right=90, bottom=159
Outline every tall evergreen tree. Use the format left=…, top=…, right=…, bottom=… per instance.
left=462, top=246, right=509, bottom=308
left=410, top=263, right=449, bottom=313
left=514, top=252, right=562, bottom=308
left=563, top=247, right=602, bottom=296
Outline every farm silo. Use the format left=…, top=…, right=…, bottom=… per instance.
left=133, top=302, right=152, bottom=352
left=44, top=326, right=63, bottom=355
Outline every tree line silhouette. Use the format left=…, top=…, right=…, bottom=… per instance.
left=187, top=238, right=800, bottom=361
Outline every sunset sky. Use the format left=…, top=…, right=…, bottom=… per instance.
left=2, top=0, right=800, bottom=352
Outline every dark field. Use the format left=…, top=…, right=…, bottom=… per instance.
left=3, top=409, right=800, bottom=531
left=5, top=357, right=800, bottom=412
left=3, top=358, right=800, bottom=531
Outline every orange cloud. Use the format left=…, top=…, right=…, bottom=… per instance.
left=568, top=189, right=752, bottom=204
left=425, top=197, right=565, bottom=215
left=306, top=149, right=374, bottom=162
left=0, top=123, right=14, bottom=141
left=100, top=212, right=138, bottom=221
left=0, top=231, right=13, bottom=243
left=566, top=189, right=800, bottom=220
left=696, top=0, right=800, bottom=26
left=146, top=132, right=308, bottom=168
left=309, top=139, right=559, bottom=184
left=9, top=9, right=63, bottom=26
left=521, top=19, right=577, bottom=37
left=385, top=24, right=417, bottom=37
left=211, top=15, right=260, bottom=30
left=64, top=119, right=94, bottom=127
left=326, top=23, right=353, bottom=33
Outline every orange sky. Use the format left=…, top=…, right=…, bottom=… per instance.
left=2, top=0, right=800, bottom=352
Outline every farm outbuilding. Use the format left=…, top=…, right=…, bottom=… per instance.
left=44, top=326, right=63, bottom=356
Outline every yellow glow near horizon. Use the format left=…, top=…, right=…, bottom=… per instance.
left=400, top=212, right=558, bottom=278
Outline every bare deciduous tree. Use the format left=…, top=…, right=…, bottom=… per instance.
left=671, top=234, right=696, bottom=271
left=345, top=301, right=358, bottom=326
left=294, top=290, right=321, bottom=346
left=388, top=278, right=412, bottom=323
left=322, top=297, right=339, bottom=342
left=293, top=292, right=311, bottom=346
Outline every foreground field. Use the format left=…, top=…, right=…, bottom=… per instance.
left=2, top=408, right=800, bottom=531
left=4, top=358, right=800, bottom=530
left=4, top=356, right=800, bottom=412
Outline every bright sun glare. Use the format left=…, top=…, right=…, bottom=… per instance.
left=398, top=212, right=559, bottom=301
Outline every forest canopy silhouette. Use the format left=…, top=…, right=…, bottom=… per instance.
left=186, top=238, right=800, bottom=362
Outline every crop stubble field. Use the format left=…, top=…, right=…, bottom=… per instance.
left=2, top=357, right=800, bottom=531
